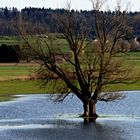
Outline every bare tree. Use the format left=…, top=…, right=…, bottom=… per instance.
left=21, top=0, right=137, bottom=120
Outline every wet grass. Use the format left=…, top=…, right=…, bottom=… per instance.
left=0, top=94, right=18, bottom=102
left=0, top=80, right=47, bottom=102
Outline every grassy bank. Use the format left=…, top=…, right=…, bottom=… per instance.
left=0, top=79, right=139, bottom=102
left=0, top=80, right=48, bottom=102
left=0, top=79, right=140, bottom=95
left=0, top=80, right=46, bottom=95
left=0, top=79, right=140, bottom=102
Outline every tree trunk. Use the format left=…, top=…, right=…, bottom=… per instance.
left=81, top=101, right=89, bottom=117
left=89, top=101, right=98, bottom=118
left=81, top=100, right=98, bottom=118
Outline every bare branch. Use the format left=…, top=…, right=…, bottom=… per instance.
left=98, top=92, right=126, bottom=102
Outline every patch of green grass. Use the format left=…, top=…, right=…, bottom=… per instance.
left=127, top=52, right=140, bottom=57
left=123, top=52, right=140, bottom=70
left=0, top=64, right=38, bottom=80
left=124, top=52, right=140, bottom=61
left=0, top=79, right=139, bottom=95
left=0, top=80, right=46, bottom=95
left=0, top=36, right=19, bottom=45
left=0, top=65, right=30, bottom=76
left=54, top=38, right=70, bottom=53
left=125, top=60, right=140, bottom=69
left=0, top=80, right=47, bottom=102
left=103, top=80, right=140, bottom=92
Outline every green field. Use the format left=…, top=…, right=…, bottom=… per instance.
left=123, top=52, right=140, bottom=70
left=0, top=64, right=38, bottom=81
left=0, top=36, right=140, bottom=98
left=0, top=51, right=139, bottom=96
left=0, top=80, right=47, bottom=101
left=0, top=79, right=139, bottom=95
left=0, top=80, right=46, bottom=94
left=0, top=65, right=31, bottom=76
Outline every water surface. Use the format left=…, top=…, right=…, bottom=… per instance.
left=0, top=91, right=140, bottom=140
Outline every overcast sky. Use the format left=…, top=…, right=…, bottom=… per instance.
left=0, top=0, right=139, bottom=11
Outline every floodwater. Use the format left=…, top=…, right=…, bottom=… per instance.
left=0, top=91, right=140, bottom=140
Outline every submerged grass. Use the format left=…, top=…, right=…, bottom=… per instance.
left=0, top=80, right=47, bottom=101
left=0, top=94, right=18, bottom=102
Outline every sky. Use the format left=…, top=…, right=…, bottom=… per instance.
left=0, top=0, right=139, bottom=12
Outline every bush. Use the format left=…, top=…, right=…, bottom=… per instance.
left=0, top=44, right=21, bottom=63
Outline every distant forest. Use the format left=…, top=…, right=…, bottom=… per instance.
left=0, top=7, right=140, bottom=37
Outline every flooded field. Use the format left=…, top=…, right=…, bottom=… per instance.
left=0, top=91, right=140, bottom=140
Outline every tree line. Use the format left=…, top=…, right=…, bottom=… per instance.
left=0, top=7, right=140, bottom=37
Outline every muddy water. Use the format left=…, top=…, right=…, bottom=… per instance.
left=0, top=91, right=140, bottom=140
